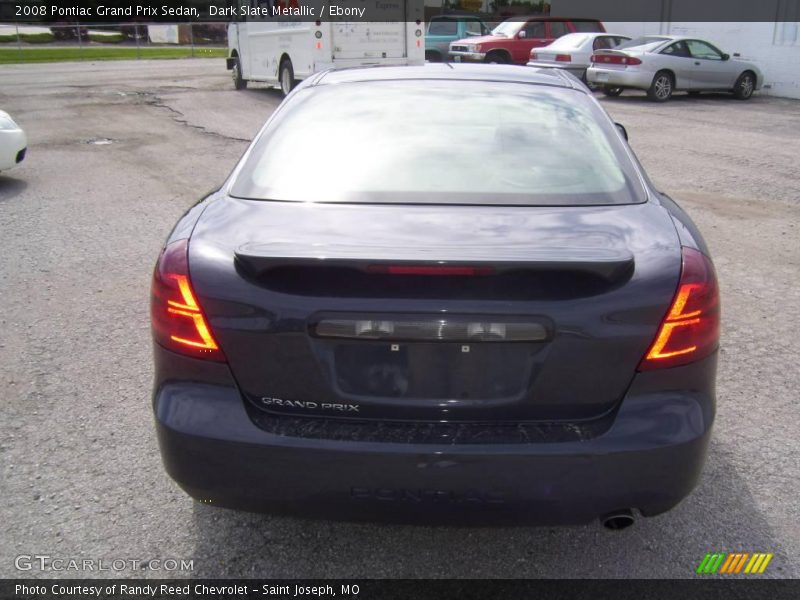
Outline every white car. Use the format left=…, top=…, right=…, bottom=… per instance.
left=0, top=110, right=27, bottom=172
left=527, top=32, right=630, bottom=82
left=586, top=35, right=763, bottom=102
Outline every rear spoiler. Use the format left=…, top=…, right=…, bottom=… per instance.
left=235, top=243, right=634, bottom=282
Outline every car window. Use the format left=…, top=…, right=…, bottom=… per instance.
left=549, top=21, right=569, bottom=38
left=523, top=21, right=546, bottom=38
left=465, top=20, right=484, bottom=35
left=548, top=34, right=589, bottom=49
left=571, top=21, right=604, bottom=33
left=686, top=40, right=723, bottom=60
left=617, top=36, right=670, bottom=51
left=592, top=36, right=614, bottom=50
left=492, top=21, right=523, bottom=37
left=231, top=81, right=645, bottom=206
left=661, top=41, right=691, bottom=58
left=612, top=36, right=630, bottom=47
left=428, top=20, right=458, bottom=36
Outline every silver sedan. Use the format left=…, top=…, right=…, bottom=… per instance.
left=586, top=35, right=763, bottom=102
left=527, top=32, right=630, bottom=82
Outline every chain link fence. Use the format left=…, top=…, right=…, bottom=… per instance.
left=0, top=22, right=228, bottom=63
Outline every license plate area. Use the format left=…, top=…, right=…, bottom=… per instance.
left=595, top=72, right=609, bottom=82
left=331, top=341, right=535, bottom=400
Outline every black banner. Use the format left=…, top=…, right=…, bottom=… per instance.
left=2, top=580, right=800, bottom=600
left=2, top=0, right=799, bottom=23
left=0, top=1, right=424, bottom=23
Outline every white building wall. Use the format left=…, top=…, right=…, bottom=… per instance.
left=604, top=22, right=800, bottom=99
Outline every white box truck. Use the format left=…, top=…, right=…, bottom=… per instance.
left=225, top=0, right=425, bottom=95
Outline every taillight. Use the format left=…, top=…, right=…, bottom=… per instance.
left=151, top=239, right=225, bottom=362
left=639, top=247, right=720, bottom=370
left=590, top=54, right=642, bottom=66
left=555, top=54, right=571, bottom=62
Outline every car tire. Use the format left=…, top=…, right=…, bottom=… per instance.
left=425, top=50, right=442, bottom=63
left=647, top=71, right=673, bottom=102
left=602, top=86, right=623, bottom=97
left=484, top=51, right=510, bottom=64
left=733, top=71, right=756, bottom=100
left=232, top=56, right=247, bottom=90
left=279, top=58, right=296, bottom=97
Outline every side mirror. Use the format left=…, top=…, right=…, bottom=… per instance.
left=721, top=53, right=730, bottom=61
left=615, top=122, right=628, bottom=141
left=518, top=30, right=527, bottom=39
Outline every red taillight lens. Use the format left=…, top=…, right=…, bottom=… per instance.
left=151, top=239, right=225, bottom=362
left=639, top=247, right=720, bottom=370
left=366, top=264, right=495, bottom=276
left=591, top=54, right=641, bottom=66
left=555, top=54, right=571, bottom=62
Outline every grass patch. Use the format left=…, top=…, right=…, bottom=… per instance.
left=0, top=46, right=226, bottom=64
left=0, top=34, right=18, bottom=43
left=88, top=33, right=124, bottom=44
left=20, top=32, right=55, bottom=43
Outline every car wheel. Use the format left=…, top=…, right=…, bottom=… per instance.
left=484, top=51, right=509, bottom=64
left=733, top=71, right=755, bottom=100
left=232, top=56, right=247, bottom=90
left=602, top=86, right=623, bottom=97
left=279, top=58, right=295, bottom=97
left=425, top=50, right=442, bottom=63
left=647, top=71, right=673, bottom=102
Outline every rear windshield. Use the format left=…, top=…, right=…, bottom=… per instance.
left=548, top=33, right=590, bottom=48
left=230, top=80, right=645, bottom=206
left=617, top=36, right=669, bottom=51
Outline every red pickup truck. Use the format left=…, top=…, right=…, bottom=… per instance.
left=449, top=17, right=605, bottom=64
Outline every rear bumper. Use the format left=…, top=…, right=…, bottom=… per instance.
left=586, top=66, right=653, bottom=89
left=153, top=346, right=716, bottom=524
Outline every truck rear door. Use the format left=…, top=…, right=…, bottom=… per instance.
left=331, top=22, right=408, bottom=60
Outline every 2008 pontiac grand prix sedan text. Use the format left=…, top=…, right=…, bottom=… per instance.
left=151, top=65, right=719, bottom=528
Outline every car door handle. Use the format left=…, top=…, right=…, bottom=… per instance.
left=694, top=61, right=701, bottom=65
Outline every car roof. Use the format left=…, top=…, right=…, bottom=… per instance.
left=431, top=14, right=483, bottom=20
left=312, top=64, right=582, bottom=90
left=630, top=34, right=692, bottom=42
left=556, top=32, right=628, bottom=39
left=500, top=16, right=601, bottom=21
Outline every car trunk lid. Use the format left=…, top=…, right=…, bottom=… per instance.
left=188, top=197, right=680, bottom=423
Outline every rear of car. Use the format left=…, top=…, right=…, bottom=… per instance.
left=587, top=36, right=668, bottom=91
left=152, top=66, right=718, bottom=524
left=0, top=110, right=27, bottom=172
left=587, top=36, right=763, bottom=101
left=527, top=33, right=630, bottom=80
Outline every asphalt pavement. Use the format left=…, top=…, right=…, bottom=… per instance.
left=0, top=59, right=798, bottom=579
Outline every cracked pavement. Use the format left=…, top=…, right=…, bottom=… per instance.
left=0, top=59, right=798, bottom=579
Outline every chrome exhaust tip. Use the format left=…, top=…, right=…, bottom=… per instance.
left=601, top=509, right=635, bottom=530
